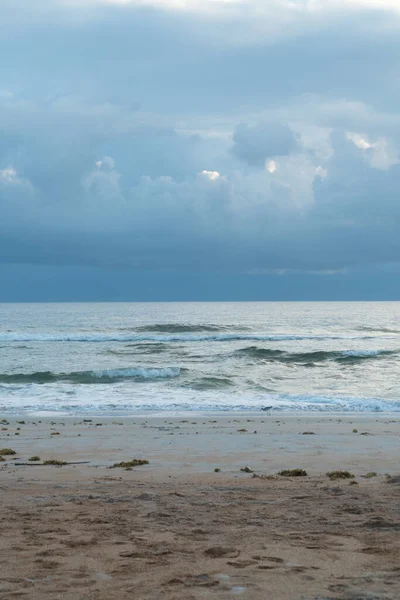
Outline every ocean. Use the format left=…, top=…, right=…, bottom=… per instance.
left=0, top=301, right=399, bottom=415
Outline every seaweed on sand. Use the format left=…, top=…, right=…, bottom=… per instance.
left=326, top=470, right=354, bottom=480
left=278, top=469, right=308, bottom=477
left=111, top=459, right=149, bottom=469
left=0, top=448, right=16, bottom=456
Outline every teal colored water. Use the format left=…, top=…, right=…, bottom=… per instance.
left=0, top=302, right=399, bottom=414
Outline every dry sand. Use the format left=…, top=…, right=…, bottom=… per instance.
left=0, top=413, right=399, bottom=599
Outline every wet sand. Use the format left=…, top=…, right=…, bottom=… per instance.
left=1, top=413, right=400, bottom=599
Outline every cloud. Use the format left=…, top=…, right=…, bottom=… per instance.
left=232, top=122, right=300, bottom=166
left=0, top=0, right=400, bottom=277
left=200, top=170, right=221, bottom=180
left=0, top=167, right=18, bottom=182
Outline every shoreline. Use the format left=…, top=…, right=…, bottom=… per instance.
left=1, top=412, right=399, bottom=477
left=3, top=407, right=400, bottom=417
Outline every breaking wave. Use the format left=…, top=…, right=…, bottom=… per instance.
left=234, top=347, right=398, bottom=364
left=0, top=367, right=181, bottom=385
left=0, top=392, right=399, bottom=415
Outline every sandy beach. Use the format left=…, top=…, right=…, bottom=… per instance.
left=1, top=413, right=400, bottom=599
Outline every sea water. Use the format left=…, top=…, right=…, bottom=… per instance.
left=0, top=301, right=399, bottom=415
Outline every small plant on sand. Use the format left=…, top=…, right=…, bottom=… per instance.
left=29, top=456, right=41, bottom=462
left=17, top=421, right=25, bottom=425
left=278, top=469, right=308, bottom=477
left=0, top=456, right=4, bottom=462
left=326, top=470, right=354, bottom=480
left=214, top=468, right=221, bottom=472
left=237, top=428, right=248, bottom=433
left=0, top=448, right=16, bottom=456
left=301, top=431, right=315, bottom=435
left=352, top=429, right=358, bottom=433
left=349, top=480, right=359, bottom=485
left=111, top=459, right=149, bottom=469
left=362, top=472, right=377, bottom=479
left=43, top=459, right=68, bottom=466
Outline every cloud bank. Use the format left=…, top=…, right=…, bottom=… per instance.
left=1, top=0, right=400, bottom=278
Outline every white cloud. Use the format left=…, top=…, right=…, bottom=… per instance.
left=0, top=166, right=33, bottom=192
left=82, top=157, right=123, bottom=207
left=95, top=156, right=116, bottom=170
left=315, top=165, right=327, bottom=177
left=266, top=160, right=277, bottom=173
left=200, top=170, right=221, bottom=181
left=346, top=132, right=375, bottom=150
left=0, top=167, right=17, bottom=182
left=346, top=132, right=400, bottom=169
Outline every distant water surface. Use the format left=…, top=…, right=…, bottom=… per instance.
left=0, top=302, right=399, bottom=414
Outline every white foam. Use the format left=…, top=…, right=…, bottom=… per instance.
left=88, top=367, right=181, bottom=379
left=0, top=384, right=399, bottom=414
left=342, top=349, right=387, bottom=357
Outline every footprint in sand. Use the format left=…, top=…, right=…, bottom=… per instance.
left=167, top=574, right=219, bottom=588
left=227, top=560, right=257, bottom=568
left=204, top=546, right=240, bottom=558
left=252, top=555, right=284, bottom=564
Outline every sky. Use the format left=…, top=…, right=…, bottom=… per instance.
left=1, top=0, right=400, bottom=301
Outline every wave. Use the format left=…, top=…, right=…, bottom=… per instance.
left=0, top=367, right=181, bottom=385
left=338, top=349, right=397, bottom=363
left=0, top=344, right=31, bottom=350
left=106, top=343, right=171, bottom=355
left=234, top=347, right=286, bottom=360
left=180, top=376, right=235, bottom=390
left=234, top=346, right=398, bottom=364
left=0, top=332, right=384, bottom=343
left=134, top=323, right=247, bottom=333
left=356, top=326, right=400, bottom=335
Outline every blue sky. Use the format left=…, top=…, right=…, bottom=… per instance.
left=1, top=0, right=400, bottom=300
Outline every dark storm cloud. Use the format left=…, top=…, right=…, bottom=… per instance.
left=0, top=0, right=400, bottom=283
